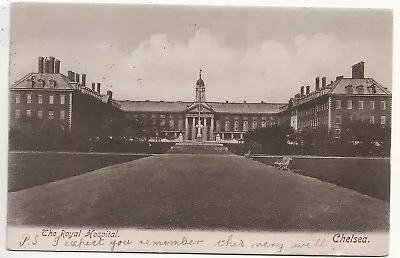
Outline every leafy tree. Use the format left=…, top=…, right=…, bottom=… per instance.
left=244, top=124, right=295, bottom=155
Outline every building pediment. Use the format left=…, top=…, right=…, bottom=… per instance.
left=184, top=102, right=215, bottom=114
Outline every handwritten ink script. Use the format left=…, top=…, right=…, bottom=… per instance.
left=13, top=228, right=381, bottom=254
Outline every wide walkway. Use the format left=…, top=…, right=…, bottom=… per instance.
left=8, top=154, right=389, bottom=231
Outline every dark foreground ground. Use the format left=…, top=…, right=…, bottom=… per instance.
left=253, top=157, right=390, bottom=202
left=8, top=152, right=149, bottom=192
left=8, top=154, right=389, bottom=232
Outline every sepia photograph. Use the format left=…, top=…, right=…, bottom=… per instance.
left=5, top=1, right=393, bottom=256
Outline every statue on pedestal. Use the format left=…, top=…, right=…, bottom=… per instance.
left=196, top=122, right=204, bottom=142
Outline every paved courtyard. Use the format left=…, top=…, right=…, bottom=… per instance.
left=8, top=154, right=389, bottom=231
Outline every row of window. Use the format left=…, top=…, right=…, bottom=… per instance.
left=336, top=100, right=386, bottom=110
left=133, top=113, right=271, bottom=121
left=145, top=119, right=268, bottom=132
left=299, top=103, right=329, bottom=117
left=15, top=109, right=66, bottom=120
left=15, top=93, right=66, bottom=105
left=216, top=120, right=267, bottom=132
left=299, top=116, right=329, bottom=129
left=335, top=114, right=386, bottom=125
left=345, top=84, right=376, bottom=95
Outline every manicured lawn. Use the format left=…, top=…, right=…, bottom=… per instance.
left=8, top=152, right=149, bottom=192
left=8, top=154, right=389, bottom=232
left=253, top=157, right=390, bottom=202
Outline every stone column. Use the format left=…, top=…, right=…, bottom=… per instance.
left=191, top=117, right=196, bottom=141
left=184, top=117, right=189, bottom=140
left=240, top=133, right=243, bottom=139
left=231, top=133, right=234, bottom=140
left=222, top=133, right=225, bottom=140
left=203, top=117, right=207, bottom=141
left=210, top=116, right=214, bottom=141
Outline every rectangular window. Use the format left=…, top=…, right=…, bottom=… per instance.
left=38, top=110, right=43, bottom=119
left=26, top=109, right=31, bottom=118
left=369, top=115, right=375, bottom=124
left=60, top=95, right=65, bottom=105
left=370, top=101, right=375, bottom=110
left=49, top=110, right=54, bottom=119
left=347, top=100, right=352, bottom=109
left=15, top=109, right=20, bottom=118
left=49, top=95, right=54, bottom=104
left=27, top=93, right=32, bottom=104
left=335, top=114, right=341, bottom=124
left=178, top=120, right=184, bottom=131
left=234, top=121, right=239, bottom=131
left=15, top=94, right=20, bottom=104
left=381, top=116, right=386, bottom=125
left=60, top=110, right=65, bottom=120
left=336, top=100, right=341, bottom=109
left=225, top=121, right=230, bottom=131
left=169, top=120, right=175, bottom=130
left=262, top=121, right=267, bottom=127
left=38, top=94, right=43, bottom=104
left=381, top=101, right=386, bottom=110
left=358, top=100, right=363, bottom=110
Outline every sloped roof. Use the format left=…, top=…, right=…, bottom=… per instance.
left=208, top=102, right=284, bottom=114
left=117, top=100, right=285, bottom=114
left=10, top=73, right=74, bottom=90
left=118, top=101, right=191, bottom=112
left=328, top=77, right=391, bottom=95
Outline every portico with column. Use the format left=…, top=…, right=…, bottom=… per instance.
left=184, top=114, right=215, bottom=141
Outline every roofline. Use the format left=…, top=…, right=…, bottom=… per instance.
left=116, top=100, right=286, bottom=105
left=328, top=93, right=392, bottom=97
left=9, top=88, right=74, bottom=92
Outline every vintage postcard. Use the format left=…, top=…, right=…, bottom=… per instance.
left=6, top=2, right=392, bottom=256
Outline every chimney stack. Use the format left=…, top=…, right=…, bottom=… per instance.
left=97, top=83, right=101, bottom=94
left=306, top=85, right=310, bottom=95
left=67, top=71, right=73, bottom=81
left=75, top=73, right=80, bottom=84
left=295, top=93, right=300, bottom=98
left=54, top=59, right=60, bottom=74
left=322, top=77, right=327, bottom=88
left=91, top=82, right=96, bottom=91
left=44, top=58, right=50, bottom=73
left=71, top=71, right=75, bottom=82
left=38, top=56, right=44, bottom=73
left=82, top=74, right=86, bottom=87
left=300, top=86, right=304, bottom=97
left=315, top=77, right=320, bottom=91
left=352, top=61, right=365, bottom=79
left=49, top=56, right=55, bottom=74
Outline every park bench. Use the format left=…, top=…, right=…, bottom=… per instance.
left=274, top=156, right=292, bottom=170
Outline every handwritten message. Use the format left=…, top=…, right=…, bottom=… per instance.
left=10, top=227, right=384, bottom=255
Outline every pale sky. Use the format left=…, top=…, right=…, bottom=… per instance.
left=9, top=3, right=392, bottom=103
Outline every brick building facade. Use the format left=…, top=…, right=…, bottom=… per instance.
left=278, top=62, right=392, bottom=137
left=9, top=58, right=392, bottom=143
left=9, top=56, right=122, bottom=135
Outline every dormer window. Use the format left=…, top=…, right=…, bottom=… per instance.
left=356, top=85, right=364, bottom=94
left=367, top=85, right=377, bottom=94
left=49, top=79, right=57, bottom=88
left=27, top=76, right=35, bottom=88
left=38, top=79, right=45, bottom=88
left=345, top=84, right=353, bottom=94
